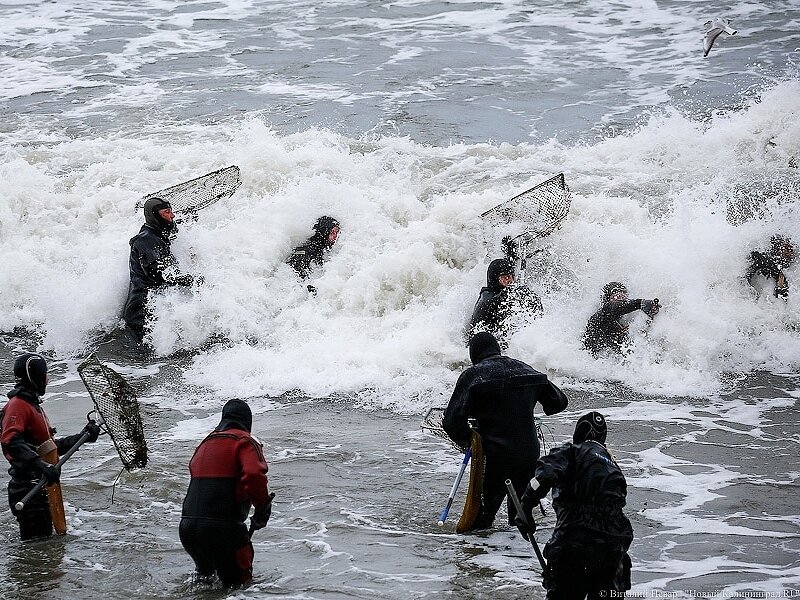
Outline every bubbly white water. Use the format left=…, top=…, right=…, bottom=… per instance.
left=1, top=1, right=799, bottom=597
left=2, top=82, right=799, bottom=408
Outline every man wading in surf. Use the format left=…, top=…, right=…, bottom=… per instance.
left=179, top=399, right=274, bottom=588
left=443, top=332, right=568, bottom=531
left=1, top=354, right=100, bottom=540
left=582, top=282, right=659, bottom=356
left=287, top=216, right=340, bottom=294
left=746, top=235, right=797, bottom=299
left=466, top=258, right=543, bottom=347
left=516, top=412, right=633, bottom=599
left=122, top=197, right=197, bottom=342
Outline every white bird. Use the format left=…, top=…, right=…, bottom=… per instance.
left=703, top=18, right=737, bottom=57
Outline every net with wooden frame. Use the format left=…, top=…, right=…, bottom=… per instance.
left=138, top=165, right=242, bottom=215
left=77, top=354, right=148, bottom=470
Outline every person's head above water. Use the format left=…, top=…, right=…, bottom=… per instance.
left=143, top=197, right=175, bottom=232
left=468, top=331, right=502, bottom=365
left=313, top=216, right=340, bottom=247
left=602, top=281, right=628, bottom=303
left=486, top=259, right=515, bottom=291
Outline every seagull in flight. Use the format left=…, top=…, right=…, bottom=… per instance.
left=703, top=18, right=737, bottom=57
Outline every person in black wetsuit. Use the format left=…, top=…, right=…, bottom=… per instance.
left=179, top=399, right=274, bottom=587
left=515, top=411, right=633, bottom=600
left=745, top=235, right=797, bottom=299
left=467, top=258, right=543, bottom=345
left=443, top=332, right=568, bottom=531
left=287, top=216, right=340, bottom=281
left=582, top=282, right=659, bottom=356
left=122, top=197, right=196, bottom=342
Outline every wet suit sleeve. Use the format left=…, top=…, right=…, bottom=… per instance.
left=55, top=432, right=84, bottom=454
left=442, top=370, right=476, bottom=451
left=537, top=379, right=569, bottom=416
left=137, top=237, right=193, bottom=287
left=1, top=403, right=40, bottom=465
left=521, top=442, right=574, bottom=507
left=600, top=299, right=643, bottom=321
left=747, top=251, right=782, bottom=281
left=238, top=437, right=270, bottom=510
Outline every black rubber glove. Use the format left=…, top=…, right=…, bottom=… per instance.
left=34, top=459, right=61, bottom=485
left=641, top=298, right=660, bottom=317
left=514, top=503, right=536, bottom=541
left=251, top=492, right=276, bottom=530
left=82, top=421, right=101, bottom=443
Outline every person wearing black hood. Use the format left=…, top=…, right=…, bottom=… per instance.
left=443, top=332, right=568, bottom=531
left=746, top=235, right=797, bottom=299
left=0, top=354, right=100, bottom=540
left=287, top=216, right=341, bottom=281
left=179, top=399, right=274, bottom=587
left=515, top=412, right=633, bottom=599
left=122, top=197, right=196, bottom=342
left=467, top=258, right=542, bottom=345
left=582, top=281, right=660, bottom=356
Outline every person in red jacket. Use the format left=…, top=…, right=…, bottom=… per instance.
left=179, top=399, right=274, bottom=587
left=1, top=353, right=100, bottom=540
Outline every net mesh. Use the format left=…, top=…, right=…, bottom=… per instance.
left=481, top=173, right=571, bottom=239
left=77, top=354, right=148, bottom=471
left=139, top=165, right=242, bottom=214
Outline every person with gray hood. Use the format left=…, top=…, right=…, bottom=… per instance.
left=122, top=197, right=196, bottom=342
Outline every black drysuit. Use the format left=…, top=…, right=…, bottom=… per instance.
left=521, top=441, right=633, bottom=599
left=287, top=217, right=339, bottom=280
left=468, top=259, right=542, bottom=343
left=746, top=250, right=789, bottom=298
left=582, top=299, right=650, bottom=355
left=443, top=333, right=568, bottom=530
left=122, top=224, right=193, bottom=341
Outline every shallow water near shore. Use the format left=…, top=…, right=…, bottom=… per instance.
left=2, top=0, right=800, bottom=596
left=0, top=345, right=798, bottom=599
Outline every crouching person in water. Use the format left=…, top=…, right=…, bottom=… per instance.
left=582, top=281, right=659, bottom=356
left=745, top=235, right=797, bottom=299
left=287, top=216, right=340, bottom=278
left=516, top=412, right=633, bottom=599
left=180, top=399, right=275, bottom=587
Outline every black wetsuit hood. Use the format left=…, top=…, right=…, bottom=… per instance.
left=215, top=399, right=253, bottom=433
left=468, top=331, right=502, bottom=364
left=485, top=259, right=514, bottom=292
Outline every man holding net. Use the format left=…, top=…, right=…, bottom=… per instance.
left=1, top=354, right=100, bottom=540
left=179, top=399, right=274, bottom=587
left=122, top=197, right=197, bottom=342
left=466, top=258, right=543, bottom=346
left=443, top=332, right=568, bottom=531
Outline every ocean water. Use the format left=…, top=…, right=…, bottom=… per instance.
left=1, top=0, right=799, bottom=598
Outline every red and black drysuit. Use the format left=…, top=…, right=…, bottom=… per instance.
left=179, top=400, right=271, bottom=587
left=443, top=332, right=568, bottom=531
left=1, top=387, right=85, bottom=540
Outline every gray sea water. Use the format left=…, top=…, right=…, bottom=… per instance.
left=1, top=1, right=799, bottom=598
